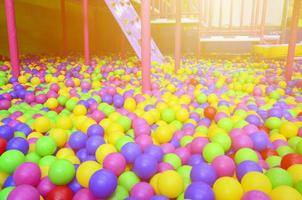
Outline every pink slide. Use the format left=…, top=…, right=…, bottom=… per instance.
left=104, top=0, right=164, bottom=63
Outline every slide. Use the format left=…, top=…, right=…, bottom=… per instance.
left=104, top=0, right=164, bottom=63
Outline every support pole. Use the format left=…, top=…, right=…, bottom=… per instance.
left=83, top=0, right=90, bottom=65
left=5, top=0, right=20, bottom=77
left=60, top=0, right=68, bottom=56
left=175, top=0, right=181, bottom=72
left=285, top=0, right=301, bottom=81
left=141, top=0, right=151, bottom=92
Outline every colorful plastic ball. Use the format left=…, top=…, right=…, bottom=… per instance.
left=76, top=161, right=101, bottom=187
left=234, top=148, right=259, bottom=164
left=68, top=178, right=81, bottom=193
left=241, top=172, right=272, bottom=194
left=213, top=177, right=243, bottom=200
left=133, top=154, right=157, bottom=179
left=121, top=142, right=142, bottom=164
left=85, top=135, right=104, bottom=155
left=46, top=186, right=73, bottom=200
left=231, top=134, right=253, bottom=151
left=202, top=142, right=224, bottom=163
left=241, top=191, right=271, bottom=200
left=250, top=132, right=269, bottom=151
left=280, top=122, right=298, bottom=138
left=33, top=116, right=51, bottom=133
left=151, top=195, right=169, bottom=200
left=56, top=115, right=73, bottom=130
left=281, top=153, right=302, bottom=169
left=204, top=106, right=216, bottom=120
left=0, top=186, right=14, bottom=200
left=89, top=169, right=117, bottom=198
left=103, top=152, right=126, bottom=176
left=154, top=126, right=173, bottom=144
left=68, top=131, right=87, bottom=150
left=37, top=177, right=55, bottom=197
left=0, top=125, right=14, bottom=140
left=130, top=182, right=154, bottom=200
left=161, top=108, right=175, bottom=123
left=48, top=159, right=75, bottom=185
left=0, top=150, right=25, bottom=174
left=3, top=176, right=14, bottom=187
left=6, top=137, right=29, bottom=154
left=211, top=133, right=231, bottom=152
left=265, top=117, right=282, bottom=130
left=36, top=136, right=57, bottom=156
left=0, top=100, right=10, bottom=110
left=287, top=164, right=302, bottom=184
left=13, top=162, right=41, bottom=186
left=184, top=182, right=215, bottom=200
left=109, top=185, right=129, bottom=200
left=95, top=144, right=117, bottom=164
left=212, top=155, right=235, bottom=177
left=265, top=168, right=293, bottom=188
left=190, top=163, right=217, bottom=186
left=163, top=153, right=182, bottom=169
left=158, top=170, right=184, bottom=198
left=118, top=171, right=140, bottom=192
left=87, top=124, right=104, bottom=136
left=8, top=185, right=40, bottom=200
left=270, top=186, right=302, bottom=200
left=45, top=98, right=59, bottom=110
left=236, top=160, right=262, bottom=181
left=73, top=189, right=95, bottom=200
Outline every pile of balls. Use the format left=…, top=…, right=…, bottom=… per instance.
left=0, top=56, right=301, bottom=200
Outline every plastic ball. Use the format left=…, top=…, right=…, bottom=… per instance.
left=46, top=186, right=73, bottom=200
left=13, top=162, right=41, bottom=186
left=0, top=125, right=14, bottom=140
left=236, top=160, right=263, bottom=180
left=158, top=170, right=184, bottom=198
left=204, top=106, right=216, bottom=120
left=95, top=144, right=117, bottom=164
left=130, top=182, right=154, bottom=200
left=212, top=155, right=235, bottom=177
left=121, top=142, right=142, bottom=164
left=68, top=131, right=87, bottom=150
left=213, top=177, right=243, bottom=200
left=211, top=133, right=231, bottom=152
left=280, top=122, right=298, bottom=138
left=73, top=189, right=95, bottom=200
left=33, top=116, right=51, bottom=133
left=85, top=136, right=104, bottom=154
left=103, top=152, right=126, bottom=176
left=161, top=108, right=175, bottom=123
left=202, top=142, right=224, bottom=163
left=118, top=171, right=140, bottom=192
left=109, top=185, right=129, bottom=200
left=163, top=153, right=182, bottom=169
left=241, top=172, right=272, bottom=194
left=265, top=167, right=293, bottom=188
left=0, top=186, right=14, bottom=200
left=184, top=182, right=215, bottom=200
left=234, top=148, right=259, bottom=164
left=154, top=126, right=173, bottom=144
left=48, top=159, right=75, bottom=185
left=270, top=186, right=302, bottom=200
left=133, top=154, right=157, bottom=179
left=87, top=124, right=104, bottom=136
left=287, top=164, right=302, bottom=184
left=73, top=104, right=87, bottom=116
left=36, top=136, right=57, bottom=156
left=6, top=137, right=29, bottom=154
left=0, top=150, right=25, bottom=174
left=241, top=191, right=271, bottom=200
left=8, top=185, right=40, bottom=200
left=280, top=153, right=302, bottom=169
left=76, top=161, right=101, bottom=187
left=37, top=177, right=55, bottom=197
left=190, top=163, right=217, bottom=186
left=89, top=169, right=117, bottom=198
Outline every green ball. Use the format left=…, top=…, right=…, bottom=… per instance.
left=161, top=108, right=175, bottom=123
left=266, top=156, right=282, bottom=168
left=115, top=136, right=134, bottom=151
left=171, top=120, right=183, bottom=130
left=116, top=116, right=132, bottom=131
left=180, top=136, right=193, bottom=147
left=65, top=99, right=78, bottom=111
left=265, top=168, right=293, bottom=188
left=177, top=165, right=192, bottom=179
left=277, top=146, right=294, bottom=157
left=25, top=152, right=41, bottom=163
left=296, top=140, right=302, bottom=155
left=0, top=150, right=25, bottom=174
left=103, top=105, right=115, bottom=116
left=48, top=159, right=75, bottom=185
left=202, top=142, right=225, bottom=163
left=217, top=118, right=233, bottom=132
left=0, top=186, right=14, bottom=200
left=233, top=120, right=249, bottom=129
left=295, top=180, right=302, bottom=195
left=288, top=137, right=302, bottom=150
left=196, top=93, right=207, bottom=104
left=118, top=171, right=140, bottom=191
left=57, top=95, right=68, bottom=105
left=196, top=126, right=208, bottom=134
left=265, top=117, right=282, bottom=130
left=36, top=136, right=57, bottom=156
left=39, top=155, right=57, bottom=167
left=109, top=185, right=129, bottom=200
left=235, top=148, right=259, bottom=164
left=163, top=153, right=182, bottom=169
left=211, top=133, right=231, bottom=152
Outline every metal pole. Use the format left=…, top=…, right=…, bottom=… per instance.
left=83, top=0, right=90, bottom=65
left=5, top=0, right=20, bottom=77
left=141, top=0, right=151, bottom=92
left=175, top=0, right=181, bottom=71
left=285, top=0, right=301, bottom=81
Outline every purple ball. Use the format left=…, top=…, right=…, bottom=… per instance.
left=130, top=182, right=154, bottom=200
left=0, top=125, right=14, bottom=140
left=188, top=154, right=204, bottom=166
left=68, top=131, right=87, bottom=150
left=85, top=136, right=104, bottom=154
left=113, top=94, right=124, bottom=108
left=7, top=137, right=29, bottom=154
left=190, top=163, right=217, bottom=186
left=121, top=142, right=142, bottom=164
left=133, top=154, right=158, bottom=180
left=144, top=145, right=164, bottom=162
left=250, top=132, right=269, bottom=151
left=184, top=182, right=215, bottom=200
left=89, top=169, right=117, bottom=198
left=8, top=185, right=40, bottom=200
left=151, top=195, right=169, bottom=200
left=245, top=115, right=261, bottom=126
left=13, top=162, right=41, bottom=186
left=102, top=94, right=113, bottom=104
left=87, top=124, right=104, bottom=136
left=241, top=190, right=271, bottom=200
left=76, top=148, right=89, bottom=162
left=68, top=178, right=82, bottom=193
left=236, top=160, right=263, bottom=180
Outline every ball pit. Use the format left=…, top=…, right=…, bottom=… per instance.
left=0, top=56, right=301, bottom=199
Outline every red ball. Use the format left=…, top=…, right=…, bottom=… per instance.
left=0, top=138, right=7, bottom=155
left=204, top=106, right=216, bottom=120
left=258, top=125, right=269, bottom=134
left=189, top=78, right=198, bottom=86
left=46, top=186, right=73, bottom=200
left=260, top=148, right=278, bottom=160
left=281, top=153, right=302, bottom=169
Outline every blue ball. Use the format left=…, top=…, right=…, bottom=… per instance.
left=121, top=142, right=142, bottom=164
left=89, top=169, right=117, bottom=198
left=68, top=131, right=87, bottom=150
left=6, top=137, right=29, bottom=154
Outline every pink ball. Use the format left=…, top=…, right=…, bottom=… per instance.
left=175, top=147, right=191, bottom=164
left=241, top=190, right=271, bottom=200
left=160, top=143, right=175, bottom=154
left=103, top=153, right=126, bottom=176
left=243, top=124, right=259, bottom=135
left=134, top=125, right=151, bottom=136
left=135, top=135, right=153, bottom=150
left=37, top=177, right=56, bottom=197
left=212, top=155, right=235, bottom=177
left=8, top=185, right=40, bottom=200
left=229, top=128, right=244, bottom=138
left=24, top=93, right=35, bottom=104
left=130, top=182, right=154, bottom=200
left=13, top=162, right=41, bottom=186
left=232, top=134, right=254, bottom=151
left=73, top=189, right=96, bottom=200
left=90, top=110, right=105, bottom=123
left=190, top=137, right=209, bottom=154
left=158, top=162, right=174, bottom=172
left=35, top=94, right=47, bottom=104
left=0, top=99, right=11, bottom=110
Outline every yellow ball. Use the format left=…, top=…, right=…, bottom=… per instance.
left=0, top=171, right=8, bottom=187
left=45, top=98, right=58, bottom=110
left=287, top=164, right=302, bottom=184
left=33, top=116, right=51, bottom=133
left=31, top=77, right=41, bottom=85
left=56, top=148, right=75, bottom=159
left=73, top=105, right=87, bottom=116
left=76, top=161, right=101, bottom=187
left=176, top=108, right=189, bottom=122
left=95, top=144, right=116, bottom=164
left=150, top=173, right=161, bottom=194
left=280, top=122, right=298, bottom=138
left=241, top=172, right=272, bottom=194
left=154, top=126, right=173, bottom=144
left=40, top=166, right=49, bottom=178
left=270, top=186, right=302, bottom=200
left=56, top=115, right=73, bottom=130
left=157, top=170, right=184, bottom=198
left=124, top=98, right=136, bottom=111
left=18, top=76, right=27, bottom=84
left=49, top=128, right=68, bottom=148
left=213, top=177, right=243, bottom=200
